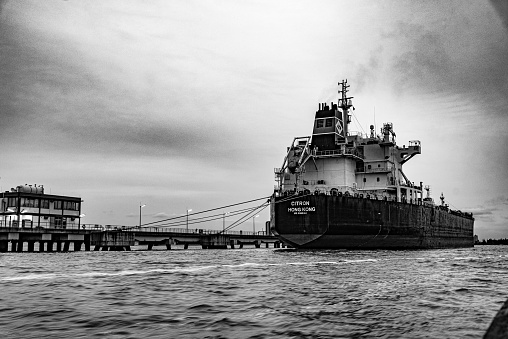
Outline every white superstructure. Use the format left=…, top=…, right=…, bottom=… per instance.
left=275, top=80, right=424, bottom=204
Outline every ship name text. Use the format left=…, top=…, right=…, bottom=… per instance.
left=291, top=201, right=310, bottom=206
left=288, top=201, right=315, bottom=214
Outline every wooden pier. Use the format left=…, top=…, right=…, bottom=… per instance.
left=0, top=225, right=286, bottom=252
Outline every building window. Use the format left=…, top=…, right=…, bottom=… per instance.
left=363, top=178, right=366, bottom=183
left=377, top=177, right=380, bottom=182
left=64, top=201, right=78, bottom=211
left=21, top=198, right=38, bottom=208
left=368, top=165, right=371, bottom=169
left=41, top=199, right=49, bottom=209
left=325, top=118, right=333, bottom=127
left=7, top=198, right=17, bottom=207
left=316, top=119, right=324, bottom=128
left=54, top=216, right=66, bottom=228
left=54, top=201, right=63, bottom=209
left=378, top=164, right=381, bottom=167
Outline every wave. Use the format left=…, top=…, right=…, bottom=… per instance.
left=0, top=259, right=382, bottom=282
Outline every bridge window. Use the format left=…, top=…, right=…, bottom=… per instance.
left=316, top=120, right=324, bottom=128
left=377, top=177, right=380, bottom=182
left=363, top=178, right=366, bottom=183
left=325, top=118, right=333, bottom=127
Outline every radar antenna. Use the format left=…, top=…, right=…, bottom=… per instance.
left=338, top=79, right=353, bottom=111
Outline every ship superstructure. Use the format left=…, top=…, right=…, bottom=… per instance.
left=270, top=80, right=474, bottom=249
left=275, top=80, right=422, bottom=203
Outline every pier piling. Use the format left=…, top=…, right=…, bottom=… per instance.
left=0, top=240, right=7, bottom=252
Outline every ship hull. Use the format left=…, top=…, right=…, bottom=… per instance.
left=270, top=194, right=474, bottom=249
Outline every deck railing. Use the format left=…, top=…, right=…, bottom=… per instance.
left=314, top=149, right=364, bottom=159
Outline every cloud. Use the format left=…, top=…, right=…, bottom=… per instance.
left=466, top=196, right=508, bottom=224
left=354, top=47, right=383, bottom=92
left=491, top=0, right=508, bottom=29
left=0, top=1, right=257, bottom=168
left=386, top=22, right=452, bottom=89
left=470, top=208, right=495, bottom=217
left=152, top=212, right=170, bottom=219
left=362, top=1, right=508, bottom=119
left=485, top=196, right=508, bottom=206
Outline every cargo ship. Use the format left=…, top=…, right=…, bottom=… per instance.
left=270, top=80, right=474, bottom=249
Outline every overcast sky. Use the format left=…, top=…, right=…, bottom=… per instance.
left=1, top=0, right=507, bottom=239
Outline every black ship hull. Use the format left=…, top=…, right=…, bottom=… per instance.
left=270, top=194, right=474, bottom=249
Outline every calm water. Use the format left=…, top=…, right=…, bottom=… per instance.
left=1, top=245, right=506, bottom=338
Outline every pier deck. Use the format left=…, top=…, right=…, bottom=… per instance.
left=0, top=225, right=284, bottom=252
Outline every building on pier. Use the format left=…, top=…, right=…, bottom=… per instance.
left=0, top=184, right=82, bottom=228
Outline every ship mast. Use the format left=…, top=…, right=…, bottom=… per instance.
left=337, top=80, right=353, bottom=142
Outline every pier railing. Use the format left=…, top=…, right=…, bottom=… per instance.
left=0, top=221, right=268, bottom=236
left=126, top=226, right=268, bottom=236
left=0, top=221, right=96, bottom=230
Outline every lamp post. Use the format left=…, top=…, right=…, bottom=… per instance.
left=139, top=203, right=146, bottom=227
left=222, top=211, right=229, bottom=232
left=186, top=208, right=192, bottom=232
left=253, top=214, right=259, bottom=234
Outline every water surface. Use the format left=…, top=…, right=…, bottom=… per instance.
left=1, top=245, right=506, bottom=338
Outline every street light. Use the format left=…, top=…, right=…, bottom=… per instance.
left=223, top=211, right=229, bottom=232
left=253, top=214, right=259, bottom=234
left=139, top=203, right=146, bottom=227
left=186, top=208, right=192, bottom=231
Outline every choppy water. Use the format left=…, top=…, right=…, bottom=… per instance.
left=1, top=245, right=507, bottom=338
